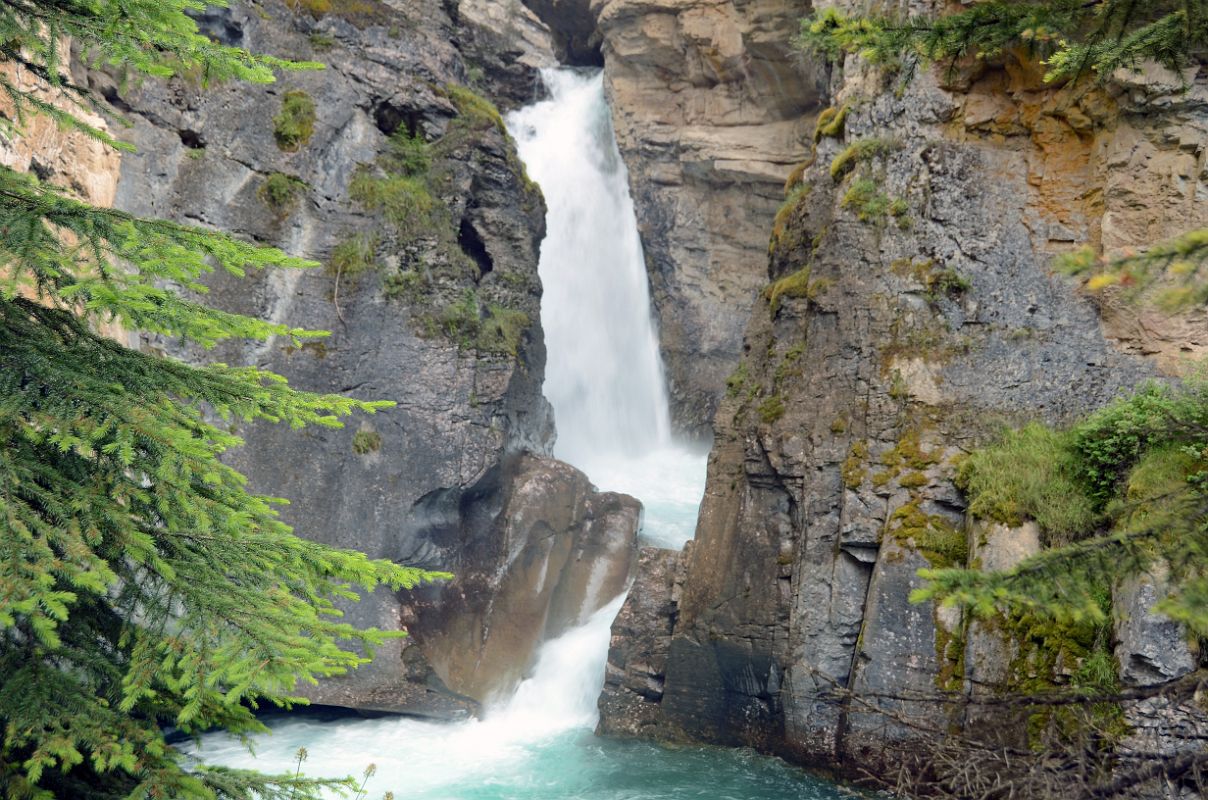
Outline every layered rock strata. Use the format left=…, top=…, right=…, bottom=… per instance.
left=598, top=1, right=1207, bottom=778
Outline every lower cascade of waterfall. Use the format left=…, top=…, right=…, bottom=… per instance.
left=191, top=68, right=847, bottom=799
left=191, top=597, right=844, bottom=799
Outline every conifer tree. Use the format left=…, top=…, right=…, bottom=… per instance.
left=0, top=2, right=447, bottom=798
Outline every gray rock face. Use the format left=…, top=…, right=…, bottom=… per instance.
left=597, top=6, right=1207, bottom=776
left=520, top=0, right=601, bottom=65
left=1115, top=562, right=1198, bottom=688
left=597, top=545, right=688, bottom=737
left=103, top=0, right=633, bottom=715
left=455, top=0, right=558, bottom=107
left=1113, top=563, right=1208, bottom=795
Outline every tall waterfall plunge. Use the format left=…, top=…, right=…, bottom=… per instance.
left=508, top=69, right=706, bottom=550
left=190, top=69, right=843, bottom=800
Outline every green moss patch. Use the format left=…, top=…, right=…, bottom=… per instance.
left=764, top=266, right=833, bottom=315
left=273, top=90, right=316, bottom=152
left=887, top=500, right=968, bottom=568
left=352, top=430, right=382, bottom=454
left=830, top=137, right=895, bottom=181
left=444, top=84, right=506, bottom=134
left=758, top=395, right=786, bottom=424
left=258, top=172, right=306, bottom=214
left=411, top=288, right=531, bottom=356
left=842, top=440, right=869, bottom=489
left=813, top=104, right=848, bottom=142
left=771, top=184, right=811, bottom=246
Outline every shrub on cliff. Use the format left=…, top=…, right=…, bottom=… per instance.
left=273, top=89, right=317, bottom=151
left=0, top=2, right=447, bottom=798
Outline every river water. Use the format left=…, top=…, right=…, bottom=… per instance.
left=190, top=69, right=849, bottom=800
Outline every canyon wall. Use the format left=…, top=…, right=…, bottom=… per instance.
left=598, top=0, right=1207, bottom=779
left=96, top=0, right=635, bottom=717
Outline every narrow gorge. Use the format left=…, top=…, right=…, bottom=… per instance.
left=3, top=0, right=1206, bottom=798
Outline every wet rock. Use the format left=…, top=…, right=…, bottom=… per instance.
left=521, top=0, right=600, bottom=65
left=456, top=0, right=558, bottom=107
left=597, top=546, right=688, bottom=737
left=405, top=455, right=639, bottom=703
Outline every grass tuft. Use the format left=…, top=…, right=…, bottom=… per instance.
left=273, top=90, right=316, bottom=152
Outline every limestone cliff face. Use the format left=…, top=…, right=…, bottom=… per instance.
left=0, top=48, right=127, bottom=343
left=0, top=51, right=119, bottom=210
left=100, top=0, right=633, bottom=716
left=598, top=0, right=1207, bottom=775
left=592, top=0, right=825, bottom=436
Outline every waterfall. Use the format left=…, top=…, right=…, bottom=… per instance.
left=507, top=69, right=671, bottom=464
left=507, top=69, right=706, bottom=550
left=182, top=70, right=843, bottom=800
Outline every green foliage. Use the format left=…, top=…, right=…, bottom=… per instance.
left=0, top=0, right=319, bottom=153
left=801, top=1, right=1208, bottom=84
left=479, top=304, right=531, bottom=357
left=381, top=128, right=432, bottom=176
left=351, top=430, right=382, bottom=454
left=921, top=380, right=1208, bottom=639
left=349, top=130, right=436, bottom=242
left=892, top=259, right=971, bottom=302
left=830, top=137, right=895, bottom=181
left=925, top=267, right=969, bottom=300
left=273, top=89, right=317, bottom=152
left=0, top=3, right=447, bottom=798
left=1057, top=228, right=1208, bottom=312
left=409, top=289, right=531, bottom=355
left=1071, top=382, right=1208, bottom=502
left=957, top=422, right=1099, bottom=542
left=258, top=172, right=306, bottom=213
left=328, top=234, right=379, bottom=280
left=309, top=32, right=336, bottom=51
left=725, top=361, right=750, bottom=399
left=437, top=288, right=481, bottom=345
left=841, top=177, right=899, bottom=223
left=444, top=84, right=506, bottom=133
left=357, top=127, right=533, bottom=355
left=350, top=170, right=435, bottom=237
left=382, top=269, right=423, bottom=302
left=288, top=0, right=398, bottom=30
left=758, top=395, right=786, bottom=424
